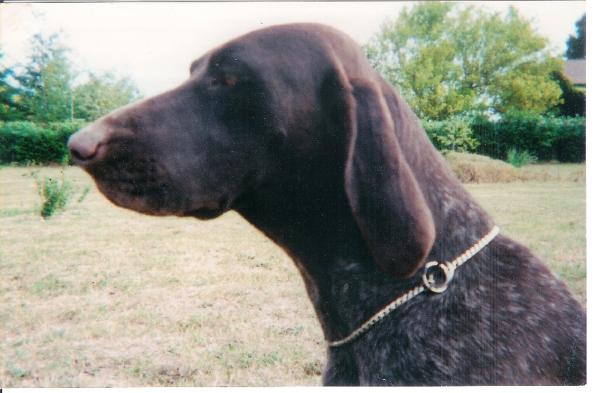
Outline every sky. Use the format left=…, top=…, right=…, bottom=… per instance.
left=0, top=1, right=587, bottom=97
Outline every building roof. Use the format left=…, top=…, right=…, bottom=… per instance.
left=564, top=59, right=586, bottom=85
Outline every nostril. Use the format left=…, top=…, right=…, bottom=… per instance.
left=70, top=146, right=93, bottom=161
left=67, top=132, right=101, bottom=162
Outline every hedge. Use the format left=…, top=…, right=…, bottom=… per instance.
left=0, top=114, right=586, bottom=165
left=0, top=120, right=87, bottom=165
left=424, top=114, right=585, bottom=163
left=472, top=114, right=585, bottom=163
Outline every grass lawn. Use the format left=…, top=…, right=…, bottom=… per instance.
left=0, top=164, right=585, bottom=387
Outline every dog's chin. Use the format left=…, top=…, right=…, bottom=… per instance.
left=93, top=176, right=232, bottom=219
left=184, top=206, right=227, bottom=220
left=183, top=196, right=231, bottom=220
left=95, top=179, right=182, bottom=216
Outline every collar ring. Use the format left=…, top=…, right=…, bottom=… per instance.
left=422, top=261, right=455, bottom=293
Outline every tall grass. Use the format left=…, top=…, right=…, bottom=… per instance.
left=30, top=169, right=74, bottom=219
left=506, top=148, right=538, bottom=168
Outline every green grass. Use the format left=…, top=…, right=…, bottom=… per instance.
left=506, top=148, right=537, bottom=168
left=0, top=164, right=585, bottom=386
left=466, top=180, right=585, bottom=295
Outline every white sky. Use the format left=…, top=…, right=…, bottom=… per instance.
left=0, top=1, right=586, bottom=97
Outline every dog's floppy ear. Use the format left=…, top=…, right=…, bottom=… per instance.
left=344, top=78, right=435, bottom=278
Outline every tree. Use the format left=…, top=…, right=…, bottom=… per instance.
left=566, top=14, right=585, bottom=59
left=365, top=3, right=562, bottom=120
left=73, top=72, right=141, bottom=121
left=0, top=50, right=27, bottom=121
left=15, top=33, right=76, bottom=122
left=424, top=116, right=479, bottom=152
left=551, top=71, right=585, bottom=117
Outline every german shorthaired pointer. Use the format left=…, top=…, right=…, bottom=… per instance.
left=68, top=23, right=586, bottom=385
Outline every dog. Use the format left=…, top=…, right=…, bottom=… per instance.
left=68, top=23, right=586, bottom=385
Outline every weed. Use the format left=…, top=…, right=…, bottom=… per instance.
left=160, top=276, right=181, bottom=286
left=253, top=262, right=271, bottom=269
left=236, top=351, right=281, bottom=368
left=506, top=148, right=538, bottom=168
left=59, top=310, right=80, bottom=322
left=6, top=363, right=31, bottom=379
left=30, top=169, right=74, bottom=218
left=0, top=208, right=33, bottom=218
left=303, top=360, right=323, bottom=376
left=31, top=274, right=71, bottom=296
left=43, top=329, right=66, bottom=344
left=177, top=316, right=204, bottom=332
left=155, top=365, right=197, bottom=385
left=278, top=325, right=304, bottom=336
left=238, top=351, right=257, bottom=369
left=556, top=264, right=586, bottom=282
left=260, top=352, right=281, bottom=366
left=78, top=186, right=91, bottom=203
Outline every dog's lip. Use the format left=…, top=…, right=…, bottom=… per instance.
left=95, top=179, right=190, bottom=217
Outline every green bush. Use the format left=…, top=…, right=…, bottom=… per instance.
left=506, top=148, right=537, bottom=168
left=423, top=116, right=479, bottom=152
left=552, top=116, right=586, bottom=163
left=471, top=113, right=585, bottom=163
left=0, top=120, right=86, bottom=165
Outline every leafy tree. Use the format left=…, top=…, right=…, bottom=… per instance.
left=73, top=72, right=141, bottom=121
left=11, top=32, right=141, bottom=123
left=15, top=33, right=76, bottom=122
left=365, top=3, right=562, bottom=120
left=566, top=14, right=585, bottom=59
left=424, top=116, right=479, bottom=152
left=551, top=71, right=585, bottom=117
left=0, top=50, right=26, bottom=121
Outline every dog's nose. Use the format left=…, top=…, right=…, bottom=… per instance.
left=68, top=100, right=143, bottom=164
left=68, top=125, right=104, bottom=162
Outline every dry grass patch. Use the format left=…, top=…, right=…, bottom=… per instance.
left=0, top=164, right=585, bottom=386
left=444, top=152, right=585, bottom=183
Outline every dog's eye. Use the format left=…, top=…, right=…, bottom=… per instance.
left=209, top=74, right=238, bottom=88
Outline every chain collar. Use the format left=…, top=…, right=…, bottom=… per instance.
left=327, top=226, right=500, bottom=348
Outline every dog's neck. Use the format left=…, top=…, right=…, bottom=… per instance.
left=235, top=129, right=495, bottom=341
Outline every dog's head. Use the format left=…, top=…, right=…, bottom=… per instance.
left=69, top=24, right=344, bottom=218
left=69, top=23, right=435, bottom=278
left=69, top=31, right=281, bottom=218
